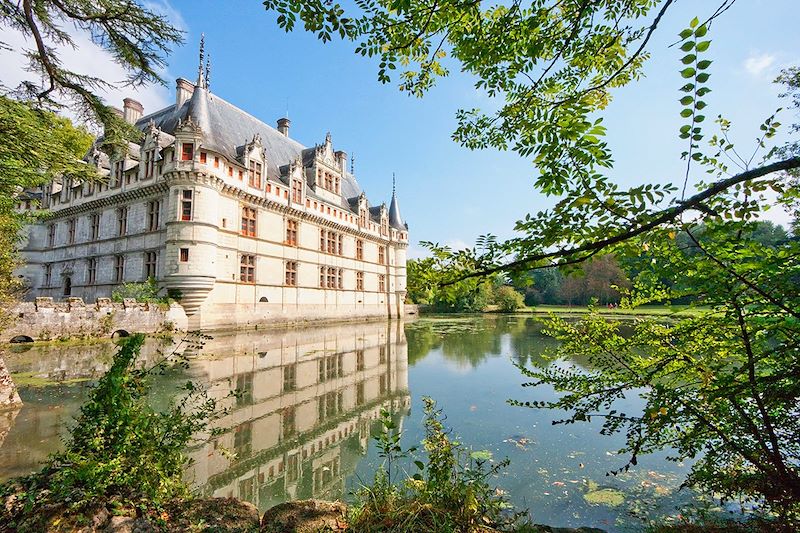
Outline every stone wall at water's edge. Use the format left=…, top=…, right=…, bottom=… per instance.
left=2, top=297, right=188, bottom=342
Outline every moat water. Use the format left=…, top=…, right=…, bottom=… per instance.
left=0, top=316, right=699, bottom=531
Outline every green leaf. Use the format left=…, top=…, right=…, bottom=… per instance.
left=696, top=40, right=711, bottom=52
left=689, top=16, right=699, bottom=28
left=694, top=25, right=708, bottom=38
left=697, top=60, right=712, bottom=70
left=678, top=28, right=694, bottom=39
left=696, top=73, right=710, bottom=83
left=680, top=41, right=695, bottom=52
left=680, top=109, right=693, bottom=118
left=680, top=96, right=694, bottom=105
left=682, top=54, right=696, bottom=65
left=681, top=68, right=696, bottom=79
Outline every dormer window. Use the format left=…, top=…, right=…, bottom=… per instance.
left=113, top=160, right=124, bottom=187
left=291, top=179, right=302, bottom=203
left=249, top=161, right=262, bottom=188
left=143, top=149, right=155, bottom=179
left=181, top=143, right=194, bottom=161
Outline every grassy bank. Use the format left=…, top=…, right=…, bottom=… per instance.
left=477, top=304, right=709, bottom=318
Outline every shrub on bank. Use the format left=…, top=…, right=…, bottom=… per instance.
left=0, top=333, right=227, bottom=531
left=349, top=397, right=516, bottom=532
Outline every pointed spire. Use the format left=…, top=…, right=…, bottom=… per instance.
left=350, top=153, right=355, bottom=175
left=197, top=33, right=206, bottom=88
left=389, top=173, right=405, bottom=230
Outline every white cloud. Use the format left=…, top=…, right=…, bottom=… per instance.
left=743, top=52, right=776, bottom=79
left=444, top=239, right=469, bottom=250
left=406, top=245, right=430, bottom=260
left=0, top=2, right=185, bottom=128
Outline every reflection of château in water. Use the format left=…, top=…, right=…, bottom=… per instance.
left=183, top=320, right=410, bottom=510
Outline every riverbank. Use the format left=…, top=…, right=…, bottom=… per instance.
left=477, top=304, right=708, bottom=318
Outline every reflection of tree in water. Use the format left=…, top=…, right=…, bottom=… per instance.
left=507, top=317, right=558, bottom=368
left=406, top=316, right=503, bottom=368
left=405, top=315, right=595, bottom=371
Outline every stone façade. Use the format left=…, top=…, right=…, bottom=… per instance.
left=16, top=52, right=408, bottom=330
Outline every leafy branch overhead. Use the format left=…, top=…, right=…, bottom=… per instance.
left=0, top=0, right=183, bottom=148
left=263, top=1, right=800, bottom=279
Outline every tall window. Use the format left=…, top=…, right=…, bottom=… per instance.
left=43, top=264, right=51, bottom=286
left=320, top=266, right=341, bottom=289
left=334, top=175, right=340, bottom=194
left=248, top=160, right=262, bottom=188
left=180, top=248, right=189, bottom=262
left=90, top=213, right=100, bottom=240
left=356, top=271, right=364, bottom=291
left=359, top=207, right=367, bottom=226
left=147, top=200, right=160, bottom=231
left=241, top=206, right=257, bottom=237
left=144, top=251, right=157, bottom=279
left=356, top=239, right=363, bottom=260
left=114, top=255, right=125, bottom=283
left=323, top=171, right=333, bottom=191
left=286, top=219, right=297, bottom=246
left=181, top=143, right=194, bottom=161
left=143, top=149, right=155, bottom=178
left=117, top=207, right=128, bottom=236
left=199, top=151, right=207, bottom=164
left=47, top=223, right=55, bottom=247
left=213, top=156, right=219, bottom=168
left=180, top=190, right=193, bottom=221
left=378, top=274, right=386, bottom=292
left=285, top=261, right=297, bottom=286
left=291, top=179, right=302, bottom=203
left=319, top=230, right=325, bottom=252
left=87, top=258, right=97, bottom=284
left=240, top=254, right=255, bottom=283
left=67, top=218, right=76, bottom=244
left=378, top=245, right=385, bottom=265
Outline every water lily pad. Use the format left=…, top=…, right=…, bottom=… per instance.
left=583, top=488, right=625, bottom=507
left=470, top=450, right=493, bottom=461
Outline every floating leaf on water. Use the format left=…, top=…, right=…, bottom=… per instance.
left=470, top=450, right=493, bottom=461
left=583, top=488, right=625, bottom=507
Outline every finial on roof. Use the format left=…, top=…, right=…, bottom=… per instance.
left=350, top=153, right=355, bottom=175
left=197, top=33, right=206, bottom=88
left=205, top=53, right=211, bottom=89
left=392, top=172, right=396, bottom=196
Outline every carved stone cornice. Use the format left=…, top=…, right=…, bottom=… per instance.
left=44, top=182, right=169, bottom=219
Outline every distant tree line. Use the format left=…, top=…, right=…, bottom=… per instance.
left=408, top=221, right=793, bottom=311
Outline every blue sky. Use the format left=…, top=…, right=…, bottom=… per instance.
left=5, top=1, right=797, bottom=255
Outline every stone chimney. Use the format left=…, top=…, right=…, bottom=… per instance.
left=122, top=98, right=143, bottom=124
left=176, top=78, right=195, bottom=107
left=335, top=150, right=347, bottom=172
left=277, top=117, right=290, bottom=137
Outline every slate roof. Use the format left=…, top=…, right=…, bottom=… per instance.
left=124, top=80, right=401, bottom=226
